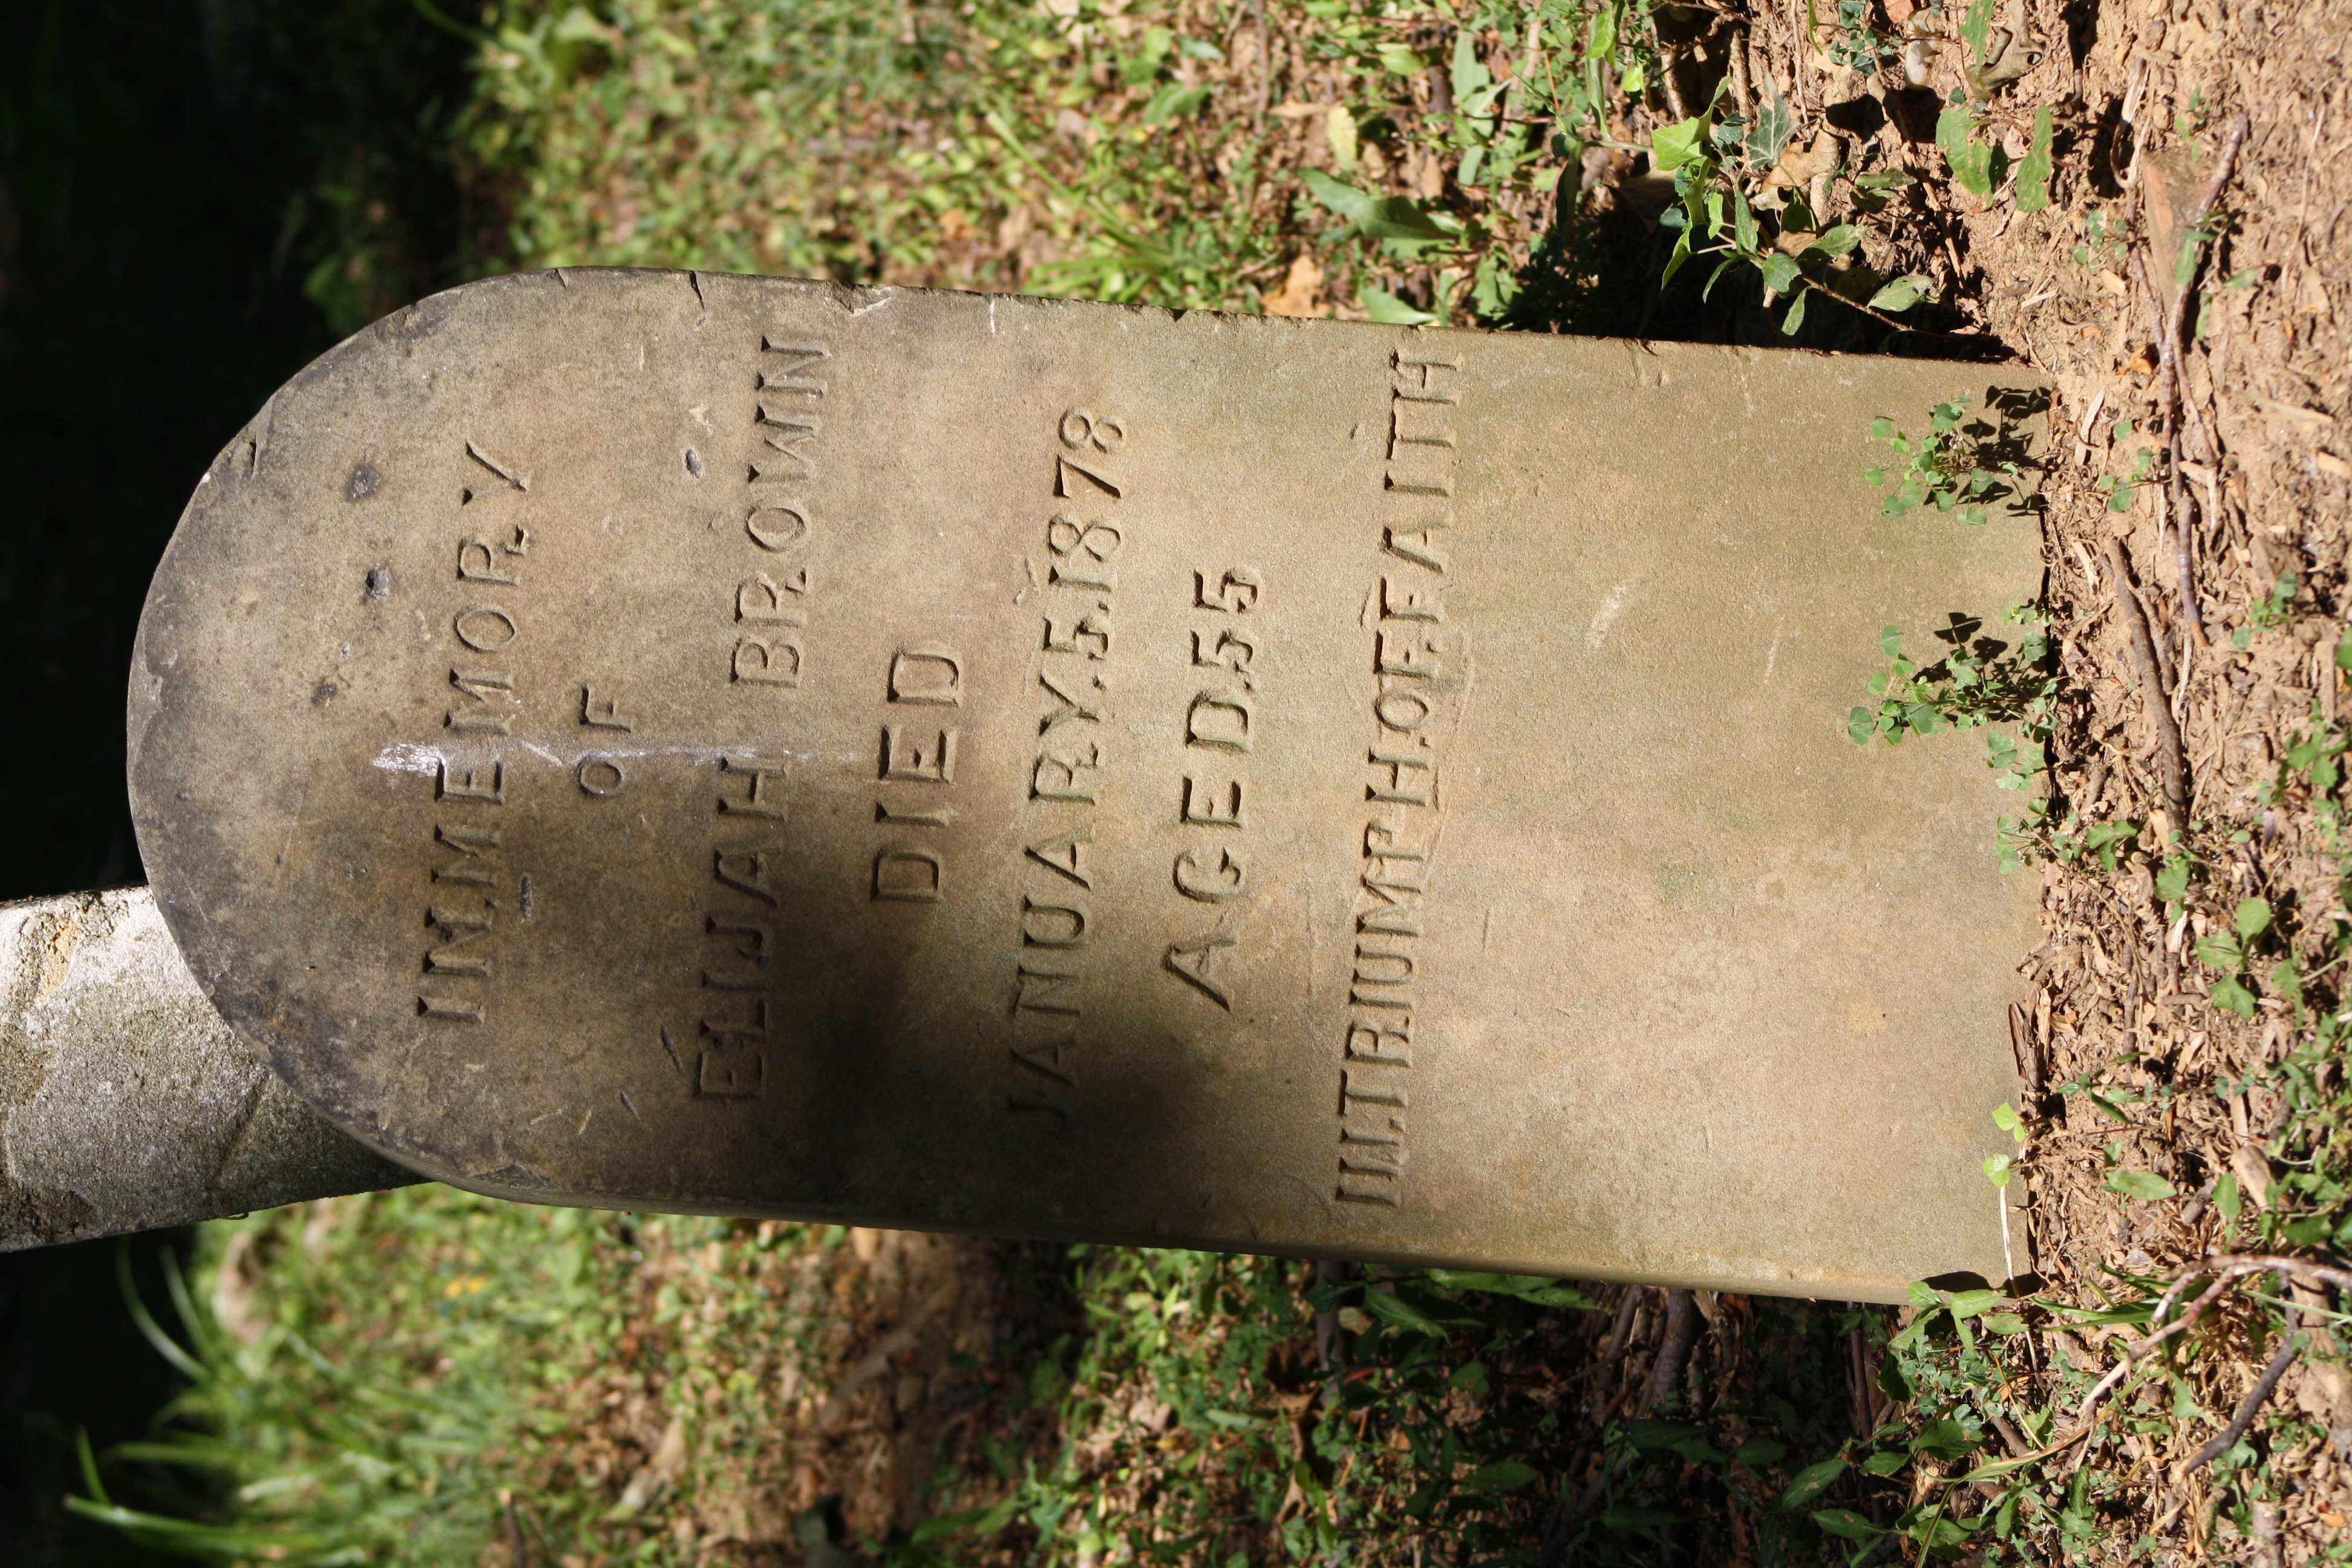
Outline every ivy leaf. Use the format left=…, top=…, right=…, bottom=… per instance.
left=2105, top=1169, right=2177, bottom=1202
left=2016, top=105, right=2055, bottom=212
left=1449, top=29, right=1491, bottom=104
left=1745, top=79, right=1797, bottom=168
left=1813, top=1508, right=1884, bottom=1541
left=2194, top=931, right=2244, bottom=972
left=1781, top=287, right=1809, bottom=336
left=1297, top=167, right=1372, bottom=226
left=1359, top=287, right=1437, bottom=325
left=1461, top=1460, right=1538, bottom=1494
left=1140, top=82, right=1210, bottom=125
left=1805, top=224, right=1863, bottom=258
left=1912, top=1417, right=1976, bottom=1461
left=1779, top=1457, right=1848, bottom=1509
left=1650, top=116, right=1710, bottom=173
left=1362, top=1287, right=1448, bottom=1336
left=2210, top=973, right=2259, bottom=1017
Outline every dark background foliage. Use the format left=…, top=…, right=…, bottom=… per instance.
left=0, top=2, right=465, bottom=1557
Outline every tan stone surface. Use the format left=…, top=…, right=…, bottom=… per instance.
left=129, top=270, right=2040, bottom=1300
left=0, top=887, right=414, bottom=1250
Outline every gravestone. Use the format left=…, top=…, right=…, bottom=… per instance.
left=122, top=270, right=2042, bottom=1301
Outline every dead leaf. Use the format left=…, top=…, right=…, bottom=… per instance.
left=2230, top=1145, right=2273, bottom=1210
left=212, top=1230, right=268, bottom=1347
left=617, top=1415, right=688, bottom=1512
left=1766, top=132, right=1838, bottom=191
left=1261, top=253, right=1329, bottom=318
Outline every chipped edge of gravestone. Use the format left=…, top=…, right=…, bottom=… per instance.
left=0, top=886, right=416, bottom=1251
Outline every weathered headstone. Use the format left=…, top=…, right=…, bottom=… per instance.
left=123, top=271, right=2042, bottom=1299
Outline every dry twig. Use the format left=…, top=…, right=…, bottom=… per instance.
left=2109, top=538, right=2191, bottom=832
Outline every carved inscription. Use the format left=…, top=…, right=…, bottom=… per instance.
left=693, top=756, right=788, bottom=1099
left=730, top=336, right=828, bottom=693
left=872, top=647, right=963, bottom=902
left=420, top=445, right=533, bottom=1022
left=1334, top=350, right=1463, bottom=1207
left=1007, top=409, right=1128, bottom=1132
left=1164, top=565, right=1263, bottom=1010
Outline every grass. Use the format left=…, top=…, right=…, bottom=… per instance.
left=51, top=0, right=2352, bottom=1563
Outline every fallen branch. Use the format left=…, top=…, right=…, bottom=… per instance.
left=2135, top=111, right=2250, bottom=647
left=2109, top=538, right=2191, bottom=832
left=2184, top=1329, right=2299, bottom=1473
left=1571, top=1290, right=1698, bottom=1518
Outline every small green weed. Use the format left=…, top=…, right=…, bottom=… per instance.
left=1866, top=395, right=2026, bottom=524
left=1850, top=610, right=2057, bottom=788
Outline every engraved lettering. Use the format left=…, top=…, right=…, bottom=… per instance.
left=751, top=411, right=820, bottom=481
left=1163, top=931, right=1235, bottom=1010
left=757, top=338, right=831, bottom=396
left=714, top=849, right=780, bottom=905
left=576, top=756, right=626, bottom=797
left=719, top=755, right=790, bottom=819
left=1181, top=776, right=1245, bottom=828
left=1346, top=1020, right=1414, bottom=1067
left=1391, top=353, right=1462, bottom=403
left=1382, top=520, right=1452, bottom=572
left=880, top=725, right=957, bottom=783
left=1357, top=868, right=1423, bottom=936
left=1013, top=964, right=1082, bottom=1015
left=872, top=848, right=944, bottom=903
left=1045, top=515, right=1122, bottom=590
left=1377, top=626, right=1444, bottom=679
left=1193, top=567, right=1263, bottom=613
left=1024, top=831, right=1092, bottom=887
left=1381, top=575, right=1443, bottom=621
left=1367, top=746, right=1434, bottom=806
left=694, top=1047, right=764, bottom=1100
left=1174, top=848, right=1247, bottom=903
left=1011, top=1036, right=1078, bottom=1087
left=446, top=667, right=515, bottom=734
left=707, top=917, right=774, bottom=961
left=736, top=569, right=809, bottom=624
left=419, top=996, right=483, bottom=1022
left=454, top=605, right=518, bottom=653
left=1057, top=408, right=1127, bottom=453
left=437, top=759, right=505, bottom=804
left=733, top=635, right=803, bottom=687
left=1031, top=744, right=1102, bottom=803
left=456, top=532, right=525, bottom=585
left=431, top=823, right=500, bottom=887
left=1190, top=628, right=1256, bottom=682
left=580, top=685, right=635, bottom=730
left=1373, top=687, right=1432, bottom=733
left=1044, top=613, right=1111, bottom=659
left=1186, top=691, right=1254, bottom=753
left=1037, top=666, right=1105, bottom=733
left=887, top=648, right=963, bottom=705
left=746, top=501, right=809, bottom=552
left=424, top=905, right=493, bottom=976
left=1019, top=898, right=1087, bottom=949
left=1388, top=400, right=1457, bottom=454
